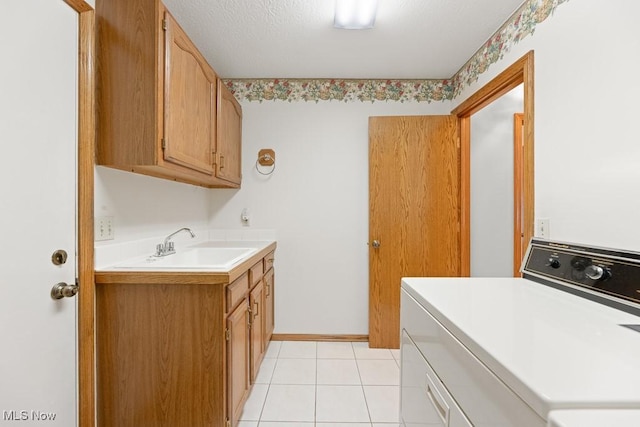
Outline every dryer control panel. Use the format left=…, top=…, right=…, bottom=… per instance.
left=523, top=239, right=640, bottom=314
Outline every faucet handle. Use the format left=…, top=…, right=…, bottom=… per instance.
left=168, top=242, right=175, bottom=252
left=156, top=243, right=164, bottom=256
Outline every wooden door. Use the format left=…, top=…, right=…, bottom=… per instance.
left=216, top=81, right=243, bottom=185
left=227, top=299, right=250, bottom=427
left=264, top=269, right=275, bottom=343
left=163, top=12, right=217, bottom=176
left=1, top=1, right=79, bottom=424
left=369, top=115, right=461, bottom=348
left=249, top=282, right=265, bottom=382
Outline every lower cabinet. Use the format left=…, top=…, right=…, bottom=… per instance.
left=227, top=298, right=250, bottom=427
left=264, top=268, right=274, bottom=342
left=96, top=282, right=226, bottom=426
left=249, top=281, right=265, bottom=383
left=95, top=246, right=276, bottom=427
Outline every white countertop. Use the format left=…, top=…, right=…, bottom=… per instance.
left=96, top=240, right=275, bottom=272
left=402, top=277, right=640, bottom=419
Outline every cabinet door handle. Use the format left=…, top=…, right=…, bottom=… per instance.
left=265, top=283, right=270, bottom=297
left=253, top=301, right=259, bottom=317
left=220, top=155, right=225, bottom=169
left=425, top=373, right=449, bottom=425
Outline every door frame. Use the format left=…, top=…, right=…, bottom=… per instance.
left=513, top=113, right=525, bottom=276
left=452, top=51, right=534, bottom=276
left=63, top=1, right=96, bottom=426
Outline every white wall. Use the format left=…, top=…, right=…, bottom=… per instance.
left=455, top=0, right=640, bottom=252
left=470, top=85, right=523, bottom=277
left=209, top=101, right=452, bottom=334
left=94, top=167, right=211, bottom=245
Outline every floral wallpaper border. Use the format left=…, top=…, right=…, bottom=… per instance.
left=224, top=0, right=569, bottom=103
left=451, top=0, right=569, bottom=98
left=225, top=79, right=455, bottom=103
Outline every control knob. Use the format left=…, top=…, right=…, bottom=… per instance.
left=585, top=265, right=610, bottom=281
left=547, top=257, right=561, bottom=269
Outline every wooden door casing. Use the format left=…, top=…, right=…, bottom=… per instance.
left=369, top=115, right=461, bottom=349
left=163, top=11, right=217, bottom=176
left=453, top=51, right=535, bottom=277
left=513, top=113, right=525, bottom=276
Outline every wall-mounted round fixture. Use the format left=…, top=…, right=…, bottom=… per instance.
left=256, top=149, right=276, bottom=175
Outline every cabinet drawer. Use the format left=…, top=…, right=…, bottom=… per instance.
left=226, top=272, right=249, bottom=313
left=264, top=251, right=275, bottom=272
left=249, top=261, right=264, bottom=287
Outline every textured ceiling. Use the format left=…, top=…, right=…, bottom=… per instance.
left=161, top=0, right=527, bottom=79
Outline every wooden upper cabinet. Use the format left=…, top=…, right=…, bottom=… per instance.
left=96, top=0, right=240, bottom=188
left=163, top=12, right=216, bottom=176
left=216, top=81, right=243, bottom=185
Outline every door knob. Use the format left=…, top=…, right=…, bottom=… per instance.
left=51, top=282, right=78, bottom=300
left=372, top=240, right=381, bottom=249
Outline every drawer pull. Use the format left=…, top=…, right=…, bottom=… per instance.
left=425, top=373, right=449, bottom=425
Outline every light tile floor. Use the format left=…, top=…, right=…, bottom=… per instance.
left=238, top=341, right=401, bottom=427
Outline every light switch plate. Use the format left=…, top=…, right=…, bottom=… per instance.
left=536, top=218, right=550, bottom=239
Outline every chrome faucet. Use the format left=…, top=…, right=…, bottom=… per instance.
left=155, top=227, right=196, bottom=257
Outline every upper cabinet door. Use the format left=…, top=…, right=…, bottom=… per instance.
left=163, top=12, right=217, bottom=176
left=216, top=81, right=242, bottom=185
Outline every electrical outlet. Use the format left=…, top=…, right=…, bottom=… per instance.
left=95, top=216, right=115, bottom=241
left=536, top=218, right=550, bottom=239
left=240, top=208, right=250, bottom=227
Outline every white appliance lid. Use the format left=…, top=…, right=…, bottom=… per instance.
left=402, top=277, right=640, bottom=418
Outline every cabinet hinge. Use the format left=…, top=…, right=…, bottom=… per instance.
left=225, top=328, right=230, bottom=341
left=162, top=19, right=167, bottom=31
left=161, top=138, right=166, bottom=150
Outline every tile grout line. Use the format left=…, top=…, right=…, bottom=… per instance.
left=352, top=341, right=374, bottom=426
left=256, top=358, right=275, bottom=423
left=258, top=341, right=280, bottom=425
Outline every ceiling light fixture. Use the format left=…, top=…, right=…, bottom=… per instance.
left=334, top=0, right=378, bottom=30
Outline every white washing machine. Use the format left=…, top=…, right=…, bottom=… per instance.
left=400, top=239, right=640, bottom=427
left=547, top=409, right=640, bottom=427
